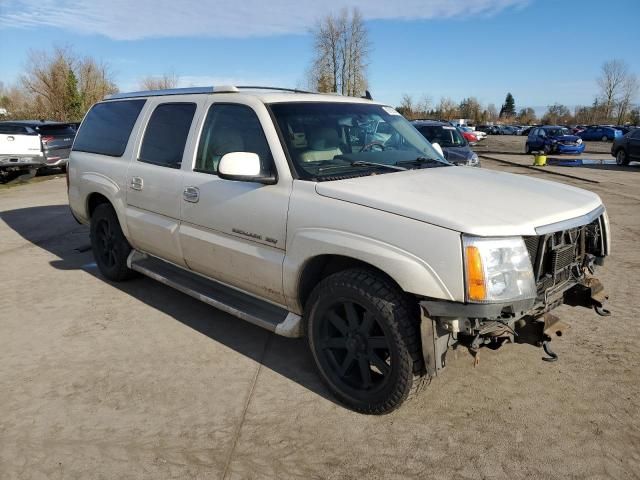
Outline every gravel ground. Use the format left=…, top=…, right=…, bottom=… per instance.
left=1, top=161, right=639, bottom=479
left=474, top=134, right=614, bottom=155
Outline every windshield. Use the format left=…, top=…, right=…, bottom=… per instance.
left=546, top=128, right=570, bottom=137
left=269, top=102, right=449, bottom=180
left=416, top=125, right=466, bottom=147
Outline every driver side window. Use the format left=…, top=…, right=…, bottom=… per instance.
left=195, top=104, right=273, bottom=175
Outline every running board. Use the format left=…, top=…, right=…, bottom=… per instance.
left=127, top=250, right=302, bottom=338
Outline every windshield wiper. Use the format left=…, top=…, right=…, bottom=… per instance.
left=317, top=157, right=407, bottom=173
left=350, top=160, right=406, bottom=171
left=395, top=156, right=447, bottom=167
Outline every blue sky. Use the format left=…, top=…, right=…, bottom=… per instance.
left=1, top=0, right=639, bottom=113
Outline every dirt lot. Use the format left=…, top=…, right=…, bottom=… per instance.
left=475, top=133, right=614, bottom=155
left=1, top=157, right=639, bottom=479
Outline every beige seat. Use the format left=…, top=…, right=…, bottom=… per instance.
left=299, top=127, right=343, bottom=162
left=203, top=128, right=245, bottom=172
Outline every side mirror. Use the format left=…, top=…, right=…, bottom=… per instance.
left=218, top=152, right=276, bottom=184
left=431, top=142, right=445, bottom=158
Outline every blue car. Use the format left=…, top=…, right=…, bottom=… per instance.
left=578, top=126, right=623, bottom=142
left=525, top=126, right=586, bottom=154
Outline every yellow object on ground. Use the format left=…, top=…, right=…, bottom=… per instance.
left=533, top=154, right=547, bottom=166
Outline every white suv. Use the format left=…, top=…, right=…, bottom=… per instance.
left=68, top=86, right=611, bottom=414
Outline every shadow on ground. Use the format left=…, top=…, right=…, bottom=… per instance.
left=0, top=204, right=334, bottom=405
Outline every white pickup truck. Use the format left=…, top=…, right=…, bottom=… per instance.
left=0, top=122, right=44, bottom=178
left=68, top=86, right=611, bottom=414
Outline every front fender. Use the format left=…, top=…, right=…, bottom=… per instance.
left=283, top=227, right=457, bottom=314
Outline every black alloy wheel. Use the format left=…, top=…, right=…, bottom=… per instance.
left=306, top=269, right=427, bottom=414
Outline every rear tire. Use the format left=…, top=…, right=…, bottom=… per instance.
left=525, top=143, right=532, bottom=154
left=90, top=203, right=136, bottom=281
left=306, top=268, right=428, bottom=414
left=616, top=149, right=630, bottom=166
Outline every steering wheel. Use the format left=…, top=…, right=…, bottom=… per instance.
left=359, top=141, right=386, bottom=152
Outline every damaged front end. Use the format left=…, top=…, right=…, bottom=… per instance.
left=420, top=206, right=611, bottom=376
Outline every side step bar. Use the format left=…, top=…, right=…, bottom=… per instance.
left=127, top=250, right=302, bottom=338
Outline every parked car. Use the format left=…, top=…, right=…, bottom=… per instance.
left=611, top=128, right=640, bottom=165
left=502, top=126, right=518, bottom=135
left=525, top=126, right=586, bottom=154
left=578, top=126, right=623, bottom=142
left=461, top=126, right=487, bottom=141
left=0, top=120, right=76, bottom=172
left=520, top=126, right=534, bottom=136
left=457, top=126, right=479, bottom=144
left=412, top=120, right=479, bottom=166
left=68, top=85, right=610, bottom=414
left=0, top=122, right=44, bottom=179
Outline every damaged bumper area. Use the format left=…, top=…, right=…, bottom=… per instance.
left=419, top=209, right=610, bottom=376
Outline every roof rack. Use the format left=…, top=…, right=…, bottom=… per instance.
left=104, top=85, right=314, bottom=100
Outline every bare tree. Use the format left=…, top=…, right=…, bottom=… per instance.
left=139, top=73, right=179, bottom=91
left=616, top=74, right=638, bottom=124
left=597, top=60, right=629, bottom=121
left=21, top=47, right=73, bottom=120
left=542, top=103, right=572, bottom=125
left=309, top=8, right=369, bottom=96
left=77, top=57, right=118, bottom=111
left=437, top=97, right=458, bottom=121
left=20, top=46, right=117, bottom=121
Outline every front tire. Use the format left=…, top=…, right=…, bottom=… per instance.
left=602, top=135, right=608, bottom=142
left=90, top=203, right=136, bottom=281
left=616, top=149, right=630, bottom=166
left=306, top=269, right=427, bottom=414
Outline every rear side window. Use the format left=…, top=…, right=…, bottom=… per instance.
left=139, top=103, right=196, bottom=168
left=0, top=125, right=29, bottom=134
left=73, top=100, right=146, bottom=157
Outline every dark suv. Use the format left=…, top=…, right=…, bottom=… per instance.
left=412, top=120, right=479, bottom=166
left=611, top=128, right=640, bottom=166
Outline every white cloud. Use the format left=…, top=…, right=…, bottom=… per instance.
left=0, top=0, right=529, bottom=40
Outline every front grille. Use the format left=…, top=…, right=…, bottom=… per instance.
left=525, top=215, right=604, bottom=300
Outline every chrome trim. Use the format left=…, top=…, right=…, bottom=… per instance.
left=535, top=204, right=605, bottom=235
left=104, top=85, right=239, bottom=100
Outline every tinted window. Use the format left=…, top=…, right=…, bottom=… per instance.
left=37, top=124, right=76, bottom=136
left=195, top=104, right=272, bottom=174
left=632, top=130, right=640, bottom=139
left=139, top=103, right=196, bottom=168
left=73, top=100, right=146, bottom=157
left=0, top=125, right=29, bottom=134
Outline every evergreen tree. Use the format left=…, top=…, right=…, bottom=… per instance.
left=64, top=69, right=82, bottom=121
left=500, top=92, right=516, bottom=118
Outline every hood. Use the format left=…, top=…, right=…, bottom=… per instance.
left=315, top=166, right=602, bottom=236
left=442, top=146, right=474, bottom=164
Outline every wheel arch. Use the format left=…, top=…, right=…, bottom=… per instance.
left=283, top=229, right=457, bottom=314
left=297, top=254, right=405, bottom=311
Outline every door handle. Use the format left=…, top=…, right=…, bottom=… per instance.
left=130, top=176, right=143, bottom=191
left=183, top=186, right=200, bottom=203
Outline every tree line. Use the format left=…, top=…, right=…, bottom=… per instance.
left=396, top=60, right=639, bottom=126
left=0, top=47, right=180, bottom=122
left=0, top=17, right=637, bottom=127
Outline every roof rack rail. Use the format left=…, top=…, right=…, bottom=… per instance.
left=104, top=85, right=239, bottom=100
left=235, top=86, right=313, bottom=94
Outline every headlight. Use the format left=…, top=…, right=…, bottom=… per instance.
left=577, top=138, right=583, bottom=144
left=462, top=236, right=536, bottom=303
left=469, top=153, right=479, bottom=165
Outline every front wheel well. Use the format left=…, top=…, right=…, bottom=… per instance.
left=298, top=254, right=409, bottom=310
left=87, top=192, right=112, bottom=218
